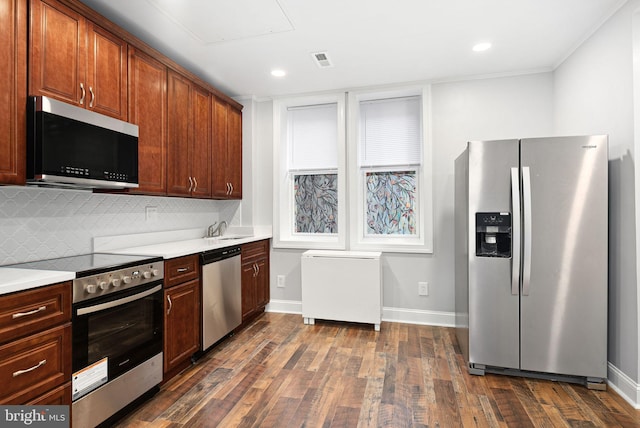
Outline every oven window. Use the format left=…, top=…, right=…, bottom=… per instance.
left=87, top=299, right=156, bottom=363
left=73, top=286, right=162, bottom=382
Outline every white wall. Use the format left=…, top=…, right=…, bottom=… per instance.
left=261, top=72, right=554, bottom=322
left=553, top=0, right=640, bottom=395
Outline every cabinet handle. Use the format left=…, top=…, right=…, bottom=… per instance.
left=79, top=83, right=85, bottom=105
left=89, top=86, right=95, bottom=108
left=253, top=263, right=258, bottom=277
left=177, top=267, right=189, bottom=273
left=13, top=360, right=47, bottom=377
left=12, top=306, right=47, bottom=319
left=167, top=295, right=172, bottom=315
left=230, top=183, right=234, bottom=195
left=188, top=176, right=193, bottom=192
left=193, top=177, right=198, bottom=192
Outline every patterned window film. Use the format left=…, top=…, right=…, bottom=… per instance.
left=365, top=171, right=416, bottom=235
left=294, top=174, right=338, bottom=233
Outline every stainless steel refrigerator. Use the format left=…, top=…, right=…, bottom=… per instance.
left=454, top=135, right=608, bottom=389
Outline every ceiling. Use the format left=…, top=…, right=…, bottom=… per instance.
left=79, top=0, right=627, bottom=99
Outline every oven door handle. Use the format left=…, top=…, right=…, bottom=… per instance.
left=76, top=284, right=162, bottom=316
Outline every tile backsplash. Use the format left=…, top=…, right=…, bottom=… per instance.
left=0, top=186, right=240, bottom=264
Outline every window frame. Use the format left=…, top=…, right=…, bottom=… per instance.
left=348, top=86, right=434, bottom=253
left=273, top=94, right=347, bottom=249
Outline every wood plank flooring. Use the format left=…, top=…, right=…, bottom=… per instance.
left=114, top=313, right=640, bottom=427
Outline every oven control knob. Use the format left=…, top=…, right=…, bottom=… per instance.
left=98, top=281, right=108, bottom=290
left=151, top=269, right=159, bottom=277
left=111, top=278, right=121, bottom=287
left=122, top=276, right=132, bottom=284
left=142, top=271, right=151, bottom=279
left=85, top=283, right=97, bottom=294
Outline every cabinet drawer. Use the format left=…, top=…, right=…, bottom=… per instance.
left=0, top=323, right=71, bottom=404
left=0, top=281, right=71, bottom=344
left=27, top=381, right=71, bottom=405
left=241, top=240, right=269, bottom=261
left=165, top=255, right=199, bottom=288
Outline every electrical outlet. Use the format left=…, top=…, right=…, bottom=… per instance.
left=145, top=206, right=158, bottom=222
left=277, top=275, right=286, bottom=288
left=418, top=281, right=428, bottom=296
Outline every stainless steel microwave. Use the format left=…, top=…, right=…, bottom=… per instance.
left=27, top=96, right=139, bottom=189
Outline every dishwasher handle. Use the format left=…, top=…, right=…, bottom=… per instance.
left=201, top=246, right=241, bottom=265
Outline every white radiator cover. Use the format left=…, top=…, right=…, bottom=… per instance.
left=301, top=250, right=382, bottom=330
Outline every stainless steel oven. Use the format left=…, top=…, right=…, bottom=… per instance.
left=9, top=253, right=164, bottom=427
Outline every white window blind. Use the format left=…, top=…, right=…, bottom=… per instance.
left=288, top=103, right=338, bottom=171
left=359, top=96, right=422, bottom=167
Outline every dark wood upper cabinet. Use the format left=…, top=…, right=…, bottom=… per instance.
left=191, top=86, right=212, bottom=198
left=167, top=70, right=212, bottom=198
left=212, top=98, right=242, bottom=199
left=29, top=0, right=127, bottom=120
left=0, top=0, right=27, bottom=185
left=85, top=21, right=128, bottom=119
left=128, top=47, right=167, bottom=195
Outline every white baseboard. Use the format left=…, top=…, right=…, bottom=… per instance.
left=382, top=307, right=456, bottom=327
left=265, top=299, right=302, bottom=314
left=607, top=362, right=640, bottom=409
left=265, top=300, right=455, bottom=327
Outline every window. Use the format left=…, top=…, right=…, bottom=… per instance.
left=349, top=87, right=433, bottom=252
left=274, top=87, right=431, bottom=253
left=273, top=94, right=346, bottom=249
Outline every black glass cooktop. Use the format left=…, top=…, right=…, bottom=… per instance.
left=8, top=253, right=162, bottom=277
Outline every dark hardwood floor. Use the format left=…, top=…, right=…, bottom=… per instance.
left=115, top=312, right=640, bottom=427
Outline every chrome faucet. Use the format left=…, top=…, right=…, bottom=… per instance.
left=206, top=221, right=228, bottom=238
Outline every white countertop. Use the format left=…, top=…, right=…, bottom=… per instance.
left=0, top=228, right=271, bottom=295
left=110, top=233, right=272, bottom=259
left=0, top=268, right=74, bottom=295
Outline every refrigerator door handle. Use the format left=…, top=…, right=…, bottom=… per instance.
left=510, top=167, right=520, bottom=295
left=522, top=166, right=532, bottom=296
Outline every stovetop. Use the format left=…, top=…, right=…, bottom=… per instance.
left=8, top=253, right=163, bottom=277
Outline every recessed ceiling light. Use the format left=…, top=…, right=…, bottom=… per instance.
left=472, top=42, right=492, bottom=52
left=271, top=69, right=286, bottom=77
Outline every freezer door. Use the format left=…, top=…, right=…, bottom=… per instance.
left=467, top=140, right=520, bottom=370
left=520, top=136, right=608, bottom=378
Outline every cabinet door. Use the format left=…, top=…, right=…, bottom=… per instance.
left=0, top=0, right=26, bottom=185
left=86, top=21, right=127, bottom=120
left=227, top=106, right=243, bottom=198
left=241, top=261, right=257, bottom=321
left=29, top=0, right=86, bottom=106
left=167, top=70, right=192, bottom=196
left=128, top=47, right=167, bottom=195
left=255, top=257, right=269, bottom=309
left=164, top=279, right=200, bottom=373
left=191, top=86, right=212, bottom=198
left=0, top=323, right=71, bottom=404
left=212, top=97, right=229, bottom=198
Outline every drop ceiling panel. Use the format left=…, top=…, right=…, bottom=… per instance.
left=148, top=0, right=294, bottom=43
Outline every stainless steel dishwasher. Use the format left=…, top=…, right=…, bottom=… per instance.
left=200, top=246, right=242, bottom=351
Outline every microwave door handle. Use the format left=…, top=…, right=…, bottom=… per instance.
left=76, top=284, right=162, bottom=316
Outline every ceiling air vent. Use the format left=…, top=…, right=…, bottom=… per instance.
left=311, top=51, right=333, bottom=68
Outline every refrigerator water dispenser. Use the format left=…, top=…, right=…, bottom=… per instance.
left=476, top=212, right=511, bottom=257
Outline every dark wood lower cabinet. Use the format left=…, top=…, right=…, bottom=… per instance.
left=241, top=240, right=270, bottom=323
left=163, top=255, right=201, bottom=382
left=0, top=281, right=72, bottom=405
